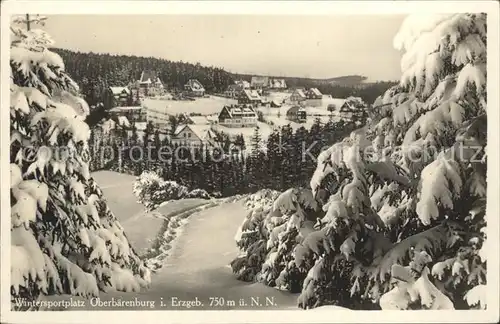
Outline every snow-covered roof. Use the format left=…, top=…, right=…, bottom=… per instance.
left=294, top=89, right=307, bottom=98
left=174, top=125, right=185, bottom=135
left=185, top=79, right=205, bottom=91
left=110, top=86, right=131, bottom=95
left=174, top=124, right=216, bottom=142
left=271, top=99, right=282, bottom=107
left=139, top=70, right=161, bottom=85
left=223, top=105, right=257, bottom=118
left=242, top=89, right=261, bottom=101
left=309, top=88, right=322, bottom=96
left=109, top=106, right=143, bottom=112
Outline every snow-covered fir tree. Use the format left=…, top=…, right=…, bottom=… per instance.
left=232, top=13, right=487, bottom=310
left=10, top=16, right=150, bottom=309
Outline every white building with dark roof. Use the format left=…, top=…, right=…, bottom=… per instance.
left=137, top=70, right=164, bottom=97
left=184, top=79, right=206, bottom=97
left=108, top=86, right=132, bottom=107
left=170, top=124, right=218, bottom=148
left=289, top=89, right=307, bottom=104
left=238, top=89, right=262, bottom=106
left=308, top=88, right=323, bottom=99
left=269, top=78, right=287, bottom=89
left=218, top=105, right=258, bottom=128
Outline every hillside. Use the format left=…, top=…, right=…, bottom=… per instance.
left=52, top=48, right=235, bottom=106
left=52, top=48, right=396, bottom=108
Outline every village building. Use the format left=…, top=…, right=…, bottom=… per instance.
left=184, top=79, right=206, bottom=97
left=170, top=124, right=218, bottom=148
left=218, top=105, right=258, bottom=128
left=137, top=70, right=165, bottom=97
left=320, top=96, right=366, bottom=120
left=286, top=106, right=307, bottom=123
left=238, top=89, right=262, bottom=106
left=108, top=86, right=132, bottom=107
left=224, top=84, right=241, bottom=99
left=235, top=80, right=251, bottom=89
left=304, top=88, right=323, bottom=107
left=338, top=97, right=367, bottom=120
left=289, top=89, right=307, bottom=105
left=268, top=78, right=287, bottom=90
left=108, top=106, right=147, bottom=123
left=270, top=100, right=282, bottom=108
left=250, top=76, right=269, bottom=90
left=225, top=80, right=251, bottom=98
left=307, top=88, right=323, bottom=99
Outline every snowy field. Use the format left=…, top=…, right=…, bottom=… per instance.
left=45, top=171, right=299, bottom=310
left=143, top=96, right=237, bottom=116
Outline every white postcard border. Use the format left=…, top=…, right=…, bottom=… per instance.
left=1, top=1, right=499, bottom=323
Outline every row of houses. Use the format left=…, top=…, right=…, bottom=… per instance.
left=289, top=88, right=323, bottom=105
left=250, top=76, right=287, bottom=90
left=107, top=70, right=207, bottom=107
left=284, top=96, right=368, bottom=123
left=224, top=76, right=287, bottom=98
left=134, top=70, right=206, bottom=98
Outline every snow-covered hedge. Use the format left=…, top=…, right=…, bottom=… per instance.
left=133, top=171, right=218, bottom=210
left=186, top=188, right=211, bottom=199
left=133, top=171, right=190, bottom=211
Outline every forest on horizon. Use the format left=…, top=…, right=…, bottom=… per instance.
left=52, top=47, right=397, bottom=108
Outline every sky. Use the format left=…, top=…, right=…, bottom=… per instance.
left=43, top=15, right=407, bottom=81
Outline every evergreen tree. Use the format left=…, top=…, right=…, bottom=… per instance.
left=266, top=130, right=282, bottom=190
left=250, top=127, right=262, bottom=157
left=9, top=16, right=150, bottom=308
left=141, top=121, right=155, bottom=171
left=234, top=134, right=246, bottom=151
left=231, top=13, right=488, bottom=311
left=279, top=125, right=294, bottom=190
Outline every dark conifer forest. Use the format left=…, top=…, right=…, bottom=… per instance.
left=52, top=48, right=397, bottom=107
